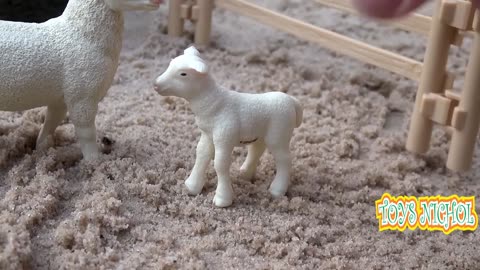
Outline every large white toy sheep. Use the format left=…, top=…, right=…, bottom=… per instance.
left=0, top=0, right=162, bottom=160
left=154, top=46, right=303, bottom=207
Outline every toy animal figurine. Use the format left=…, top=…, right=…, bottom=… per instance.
left=0, top=0, right=162, bottom=160
left=154, top=46, right=303, bottom=207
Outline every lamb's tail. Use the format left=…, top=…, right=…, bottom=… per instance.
left=290, top=96, right=303, bottom=128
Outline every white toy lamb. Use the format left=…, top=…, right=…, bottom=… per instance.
left=154, top=46, right=303, bottom=207
left=0, top=0, right=162, bottom=160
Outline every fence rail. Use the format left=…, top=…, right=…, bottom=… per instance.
left=216, top=0, right=424, bottom=80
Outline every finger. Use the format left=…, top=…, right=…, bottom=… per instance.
left=351, top=0, right=427, bottom=18
left=474, top=0, right=480, bottom=9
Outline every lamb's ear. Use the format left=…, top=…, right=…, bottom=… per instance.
left=189, top=60, right=208, bottom=75
left=184, top=46, right=201, bottom=57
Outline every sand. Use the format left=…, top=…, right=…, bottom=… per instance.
left=0, top=1, right=479, bottom=269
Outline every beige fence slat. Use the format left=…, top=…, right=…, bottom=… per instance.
left=215, top=0, right=423, bottom=80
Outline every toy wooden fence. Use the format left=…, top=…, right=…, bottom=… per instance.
left=167, top=0, right=480, bottom=172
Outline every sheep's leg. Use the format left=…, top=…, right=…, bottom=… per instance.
left=185, top=132, right=214, bottom=195
left=36, top=102, right=67, bottom=149
left=267, top=143, right=292, bottom=198
left=212, top=143, right=234, bottom=207
left=68, top=101, right=100, bottom=160
left=240, top=140, right=266, bottom=180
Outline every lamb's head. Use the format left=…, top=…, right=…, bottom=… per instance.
left=105, top=0, right=162, bottom=11
left=154, top=46, right=211, bottom=100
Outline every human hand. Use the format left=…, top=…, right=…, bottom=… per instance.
left=352, top=0, right=480, bottom=19
left=351, top=0, right=428, bottom=18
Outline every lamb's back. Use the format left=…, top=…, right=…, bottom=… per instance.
left=237, top=91, right=295, bottom=115
left=228, top=91, right=296, bottom=129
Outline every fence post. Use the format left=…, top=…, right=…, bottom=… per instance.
left=168, top=0, right=184, bottom=37
left=194, top=0, right=214, bottom=45
left=447, top=11, right=480, bottom=171
left=406, top=0, right=457, bottom=154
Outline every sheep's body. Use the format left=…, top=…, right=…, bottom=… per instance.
left=154, top=47, right=303, bottom=207
left=0, top=0, right=159, bottom=160
left=0, top=15, right=121, bottom=109
left=194, top=90, right=302, bottom=146
left=0, top=20, right=65, bottom=111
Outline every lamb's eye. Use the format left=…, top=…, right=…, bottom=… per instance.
left=180, top=73, right=187, bottom=76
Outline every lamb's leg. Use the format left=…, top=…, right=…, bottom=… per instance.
left=185, top=132, right=214, bottom=195
left=267, top=143, right=292, bottom=198
left=240, top=140, right=266, bottom=180
left=68, top=101, right=100, bottom=160
left=213, top=144, right=234, bottom=207
left=36, top=102, right=67, bottom=149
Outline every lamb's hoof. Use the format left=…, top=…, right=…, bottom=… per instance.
left=83, top=148, right=101, bottom=161
left=239, top=166, right=255, bottom=180
left=213, top=194, right=233, bottom=208
left=269, top=185, right=288, bottom=198
left=185, top=177, right=203, bottom=195
left=36, top=135, right=54, bottom=151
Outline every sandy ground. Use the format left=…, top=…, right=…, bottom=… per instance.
left=1, top=1, right=479, bottom=269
